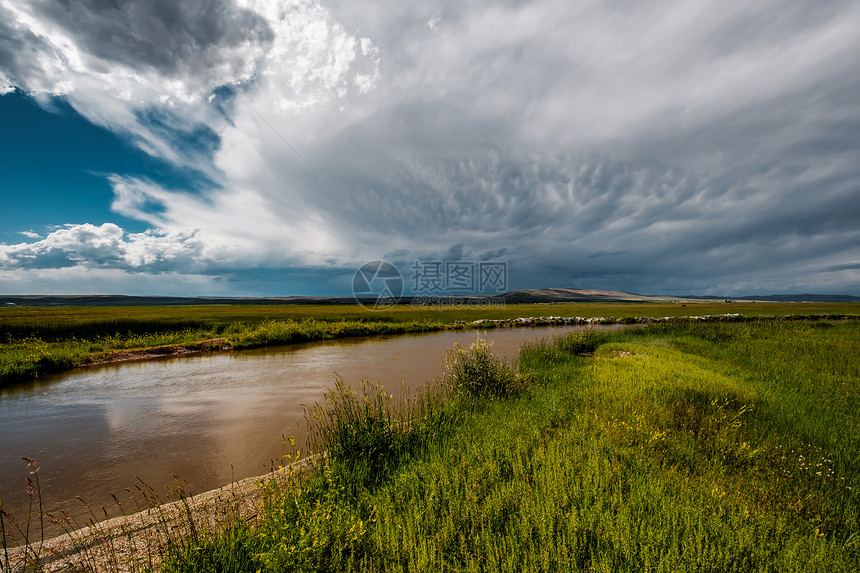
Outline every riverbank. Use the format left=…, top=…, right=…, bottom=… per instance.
left=84, top=338, right=233, bottom=366
left=5, top=318, right=858, bottom=571
left=3, top=301, right=858, bottom=388
left=0, top=318, right=445, bottom=388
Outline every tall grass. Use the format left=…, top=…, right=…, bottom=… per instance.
left=0, top=460, right=264, bottom=572
left=305, top=377, right=435, bottom=489
left=226, top=319, right=442, bottom=349
left=0, top=337, right=84, bottom=385
left=442, top=337, right=527, bottom=399
left=0, top=329, right=215, bottom=387
left=303, top=337, right=520, bottom=490
left=553, top=329, right=607, bottom=354
left=0, top=319, right=211, bottom=343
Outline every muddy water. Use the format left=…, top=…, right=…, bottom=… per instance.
left=0, top=325, right=602, bottom=531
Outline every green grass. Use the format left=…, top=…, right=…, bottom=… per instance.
left=151, top=319, right=859, bottom=572
left=0, top=316, right=446, bottom=388
left=225, top=319, right=443, bottom=350
left=2, top=302, right=857, bottom=389
left=2, top=301, right=858, bottom=335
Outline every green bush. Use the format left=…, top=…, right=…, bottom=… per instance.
left=307, top=377, right=420, bottom=488
left=442, top=337, right=527, bottom=399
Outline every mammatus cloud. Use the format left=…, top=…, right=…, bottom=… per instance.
left=1, top=0, right=859, bottom=295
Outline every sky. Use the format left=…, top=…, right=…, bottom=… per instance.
left=1, top=0, right=859, bottom=297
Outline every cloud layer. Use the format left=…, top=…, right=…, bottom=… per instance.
left=2, top=0, right=859, bottom=295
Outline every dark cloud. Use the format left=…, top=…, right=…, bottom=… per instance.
left=0, top=6, right=60, bottom=91
left=32, top=0, right=273, bottom=78
left=444, top=244, right=465, bottom=260
left=479, top=248, right=507, bottom=261
left=819, top=261, right=860, bottom=273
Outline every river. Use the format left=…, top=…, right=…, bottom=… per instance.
left=0, top=325, right=600, bottom=532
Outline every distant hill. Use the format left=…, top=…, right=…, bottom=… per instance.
left=496, top=288, right=677, bottom=303
left=0, top=289, right=678, bottom=307
left=1, top=290, right=857, bottom=307
left=684, top=294, right=860, bottom=303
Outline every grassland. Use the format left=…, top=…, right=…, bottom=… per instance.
left=2, top=300, right=858, bottom=332
left=132, top=318, right=859, bottom=572
left=1, top=301, right=856, bottom=389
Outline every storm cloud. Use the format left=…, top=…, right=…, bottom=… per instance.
left=0, top=0, right=272, bottom=93
left=1, top=0, right=859, bottom=295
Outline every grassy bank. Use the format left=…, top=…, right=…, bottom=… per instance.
left=130, top=318, right=859, bottom=572
left=0, top=318, right=446, bottom=388
left=2, top=302, right=857, bottom=389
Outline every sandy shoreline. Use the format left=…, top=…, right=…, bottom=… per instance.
left=83, top=338, right=233, bottom=368
left=5, top=455, right=320, bottom=572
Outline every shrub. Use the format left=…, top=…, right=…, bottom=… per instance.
left=306, top=377, right=412, bottom=488
left=442, top=337, right=527, bottom=399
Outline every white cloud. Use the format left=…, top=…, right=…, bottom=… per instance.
left=108, top=175, right=351, bottom=268
left=0, top=223, right=209, bottom=272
